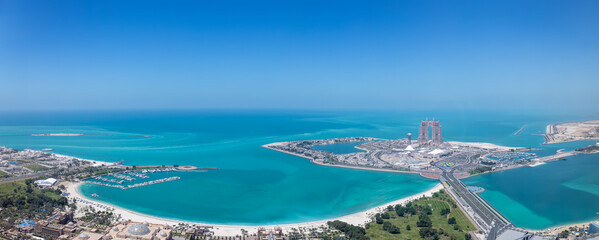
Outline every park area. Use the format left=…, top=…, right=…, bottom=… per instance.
left=366, top=190, right=476, bottom=239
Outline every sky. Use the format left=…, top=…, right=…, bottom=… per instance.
left=1, top=0, right=598, bottom=111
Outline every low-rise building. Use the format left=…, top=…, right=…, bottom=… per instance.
left=35, top=178, right=58, bottom=187
left=104, top=221, right=172, bottom=240
left=257, top=227, right=283, bottom=240
left=34, top=220, right=65, bottom=239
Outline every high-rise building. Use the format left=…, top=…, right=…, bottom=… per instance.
left=590, top=222, right=599, bottom=235
left=417, top=118, right=443, bottom=144
left=407, top=133, right=412, bottom=144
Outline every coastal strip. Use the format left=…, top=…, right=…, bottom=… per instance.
left=262, top=143, right=417, bottom=174
left=66, top=181, right=444, bottom=237
left=543, top=120, right=599, bottom=144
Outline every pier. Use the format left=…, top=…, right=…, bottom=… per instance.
left=110, top=173, right=135, bottom=181
left=83, top=167, right=181, bottom=190
left=85, top=176, right=181, bottom=190
left=125, top=176, right=180, bottom=189
left=94, top=176, right=124, bottom=184
left=513, top=125, right=528, bottom=136
left=128, top=172, right=148, bottom=179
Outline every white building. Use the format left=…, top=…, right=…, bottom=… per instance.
left=35, top=178, right=57, bottom=187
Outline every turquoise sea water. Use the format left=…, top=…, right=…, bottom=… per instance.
left=0, top=110, right=598, bottom=228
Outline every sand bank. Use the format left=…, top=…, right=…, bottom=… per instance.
left=65, top=181, right=443, bottom=236
left=446, top=141, right=523, bottom=151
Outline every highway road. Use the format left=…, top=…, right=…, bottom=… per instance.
left=0, top=170, right=55, bottom=183
left=437, top=153, right=513, bottom=239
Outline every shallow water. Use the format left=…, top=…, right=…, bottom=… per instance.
left=0, top=110, right=597, bottom=227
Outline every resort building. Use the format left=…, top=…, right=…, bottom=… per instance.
left=590, top=222, right=599, bottom=235
left=34, top=220, right=64, bottom=239
left=257, top=227, right=283, bottom=240
left=417, top=118, right=443, bottom=144
left=77, top=232, right=104, bottom=240
left=104, top=221, right=172, bottom=240
left=32, top=210, right=76, bottom=238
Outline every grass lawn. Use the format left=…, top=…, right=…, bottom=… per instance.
left=44, top=190, right=63, bottom=200
left=25, top=164, right=50, bottom=172
left=0, top=170, right=11, bottom=178
left=0, top=180, right=62, bottom=201
left=0, top=181, right=27, bottom=195
left=366, top=190, right=476, bottom=239
left=0, top=180, right=67, bottom=222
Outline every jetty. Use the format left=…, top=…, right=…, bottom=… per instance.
left=85, top=176, right=181, bottom=190
left=127, top=172, right=148, bottom=179
left=110, top=173, right=135, bottom=181
left=513, top=125, right=527, bottom=136
left=141, top=167, right=176, bottom=173
left=94, top=176, right=124, bottom=184
left=125, top=176, right=181, bottom=189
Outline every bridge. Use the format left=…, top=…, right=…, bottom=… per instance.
left=436, top=153, right=514, bottom=240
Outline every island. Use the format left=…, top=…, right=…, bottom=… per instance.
left=544, top=120, right=599, bottom=144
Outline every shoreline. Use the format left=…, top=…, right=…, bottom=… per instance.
left=31, top=139, right=599, bottom=236
left=543, top=120, right=599, bottom=144
left=65, top=181, right=443, bottom=236
left=526, top=219, right=599, bottom=235
left=51, top=152, right=115, bottom=167
left=262, top=144, right=418, bottom=174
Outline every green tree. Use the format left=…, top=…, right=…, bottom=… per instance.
left=558, top=230, right=569, bottom=239
left=448, top=217, right=456, bottom=225
left=440, top=208, right=450, bottom=215
left=387, top=225, right=400, bottom=234
left=327, top=220, right=369, bottom=240
left=419, top=227, right=437, bottom=239
left=382, top=222, right=392, bottom=231
left=395, top=205, right=406, bottom=217
left=417, top=213, right=432, bottom=227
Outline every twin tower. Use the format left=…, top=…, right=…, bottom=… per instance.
left=417, top=118, right=443, bottom=144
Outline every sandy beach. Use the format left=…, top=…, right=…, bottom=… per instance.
left=51, top=152, right=115, bottom=167
left=65, top=181, right=444, bottom=236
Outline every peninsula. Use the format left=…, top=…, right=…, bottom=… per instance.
left=263, top=119, right=599, bottom=239
left=544, top=120, right=599, bottom=144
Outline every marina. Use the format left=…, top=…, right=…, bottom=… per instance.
left=84, top=168, right=182, bottom=190
left=485, top=152, right=537, bottom=162
left=84, top=176, right=182, bottom=190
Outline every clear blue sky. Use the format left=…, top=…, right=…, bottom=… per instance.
left=1, top=0, right=598, bottom=111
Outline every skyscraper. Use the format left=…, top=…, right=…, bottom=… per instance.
left=417, top=118, right=443, bottom=144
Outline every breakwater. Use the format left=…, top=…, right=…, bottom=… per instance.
left=513, top=125, right=528, bottom=136
left=84, top=176, right=181, bottom=190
